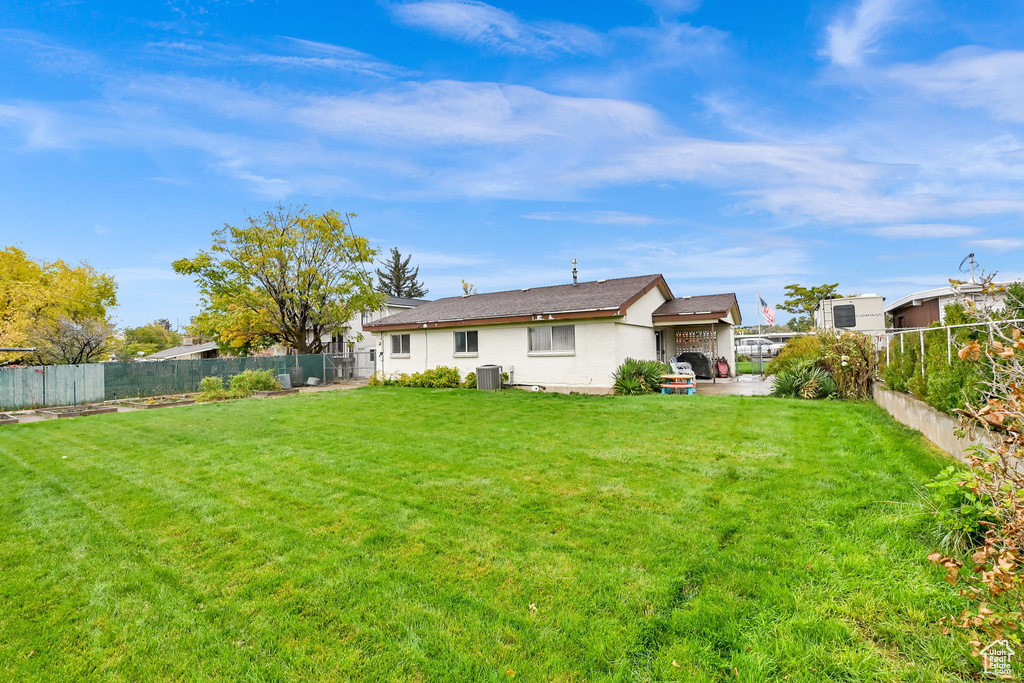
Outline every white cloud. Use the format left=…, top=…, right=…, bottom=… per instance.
left=970, top=238, right=1024, bottom=252
left=145, top=37, right=408, bottom=78
left=861, top=224, right=979, bottom=238
left=522, top=211, right=667, bottom=226
left=5, top=30, right=1024, bottom=227
left=889, top=47, right=1024, bottom=123
left=390, top=1, right=603, bottom=56
left=293, top=80, right=664, bottom=145
left=823, top=0, right=903, bottom=67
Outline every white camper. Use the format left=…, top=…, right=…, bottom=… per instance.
left=814, top=294, right=886, bottom=333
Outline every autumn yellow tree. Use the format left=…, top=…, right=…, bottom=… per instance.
left=173, top=206, right=382, bottom=355
left=0, top=247, right=118, bottom=363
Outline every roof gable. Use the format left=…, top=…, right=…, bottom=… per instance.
left=653, top=293, right=740, bottom=323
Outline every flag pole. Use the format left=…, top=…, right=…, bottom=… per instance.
left=755, top=291, right=764, bottom=375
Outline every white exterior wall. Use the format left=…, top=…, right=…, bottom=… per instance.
left=379, top=317, right=666, bottom=390
left=937, top=291, right=1007, bottom=323
left=716, top=325, right=736, bottom=376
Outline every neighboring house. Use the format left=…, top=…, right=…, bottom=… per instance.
left=315, top=296, right=431, bottom=354
left=813, top=294, right=886, bottom=332
left=886, top=281, right=1016, bottom=329
left=143, top=338, right=219, bottom=361
left=364, top=274, right=741, bottom=392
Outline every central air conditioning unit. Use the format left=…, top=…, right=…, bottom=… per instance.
left=476, top=364, right=502, bottom=391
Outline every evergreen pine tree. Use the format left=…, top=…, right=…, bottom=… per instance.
left=376, top=247, right=428, bottom=298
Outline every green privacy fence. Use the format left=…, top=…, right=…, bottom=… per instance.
left=102, top=355, right=330, bottom=400
left=0, top=354, right=339, bottom=410
left=0, top=364, right=106, bottom=410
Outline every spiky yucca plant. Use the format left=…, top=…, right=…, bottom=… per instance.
left=613, top=357, right=669, bottom=395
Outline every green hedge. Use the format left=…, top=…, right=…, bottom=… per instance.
left=880, top=303, right=984, bottom=414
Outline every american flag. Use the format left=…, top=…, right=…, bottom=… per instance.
left=759, top=295, right=776, bottom=326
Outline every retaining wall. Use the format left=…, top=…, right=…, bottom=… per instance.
left=872, top=383, right=988, bottom=462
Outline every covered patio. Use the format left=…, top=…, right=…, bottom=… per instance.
left=651, top=293, right=742, bottom=378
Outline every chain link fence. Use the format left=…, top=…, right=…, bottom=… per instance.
left=1, top=351, right=377, bottom=411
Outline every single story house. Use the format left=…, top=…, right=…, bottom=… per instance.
left=143, top=339, right=219, bottom=361
left=364, top=274, right=740, bottom=392
left=886, top=281, right=1016, bottom=329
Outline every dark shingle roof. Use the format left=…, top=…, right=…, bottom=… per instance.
left=385, top=296, right=430, bottom=308
left=653, top=293, right=739, bottom=319
left=366, top=274, right=667, bottom=329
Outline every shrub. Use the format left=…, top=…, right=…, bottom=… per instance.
left=924, top=464, right=997, bottom=553
left=925, top=281, right=1024, bottom=658
left=816, top=330, right=876, bottom=400
left=612, top=357, right=668, bottom=396
left=199, top=376, right=223, bottom=393
left=880, top=305, right=985, bottom=413
left=375, top=366, right=463, bottom=389
left=462, top=372, right=477, bottom=389
left=229, top=369, right=282, bottom=397
left=765, top=336, right=821, bottom=376
left=770, top=364, right=837, bottom=400
left=196, top=376, right=230, bottom=403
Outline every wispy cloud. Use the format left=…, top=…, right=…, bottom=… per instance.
left=522, top=210, right=669, bottom=226
left=145, top=37, right=408, bottom=77
left=390, top=1, right=603, bottom=56
left=823, top=0, right=903, bottom=67
left=862, top=224, right=979, bottom=238
left=889, top=47, right=1024, bottom=123
left=970, top=237, right=1024, bottom=252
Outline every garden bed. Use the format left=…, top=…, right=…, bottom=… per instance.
left=36, top=405, right=119, bottom=419
left=120, top=397, right=196, bottom=409
left=252, top=389, right=299, bottom=398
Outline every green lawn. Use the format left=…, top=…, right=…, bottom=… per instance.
left=0, top=388, right=971, bottom=681
left=735, top=359, right=769, bottom=375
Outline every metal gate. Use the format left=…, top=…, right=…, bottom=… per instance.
left=323, top=351, right=375, bottom=381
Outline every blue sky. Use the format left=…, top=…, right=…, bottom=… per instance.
left=2, top=0, right=1023, bottom=328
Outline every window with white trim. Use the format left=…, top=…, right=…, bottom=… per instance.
left=528, top=325, right=575, bottom=352
left=454, top=330, right=478, bottom=354
left=391, top=334, right=410, bottom=355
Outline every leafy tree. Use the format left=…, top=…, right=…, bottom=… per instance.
left=0, top=246, right=117, bottom=363
left=121, top=320, right=183, bottom=358
left=173, top=205, right=383, bottom=355
left=778, top=283, right=841, bottom=332
left=376, top=247, right=428, bottom=298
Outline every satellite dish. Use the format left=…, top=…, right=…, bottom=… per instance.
left=959, top=253, right=978, bottom=283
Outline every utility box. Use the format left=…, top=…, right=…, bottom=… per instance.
left=476, top=365, right=502, bottom=391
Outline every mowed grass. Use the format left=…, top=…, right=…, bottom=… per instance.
left=0, top=388, right=971, bottom=681
left=735, top=360, right=769, bottom=375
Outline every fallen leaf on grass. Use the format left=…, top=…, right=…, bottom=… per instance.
left=672, top=660, right=680, bottom=668
left=528, top=603, right=537, bottom=612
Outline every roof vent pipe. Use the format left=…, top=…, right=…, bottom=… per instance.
left=572, top=259, right=578, bottom=285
